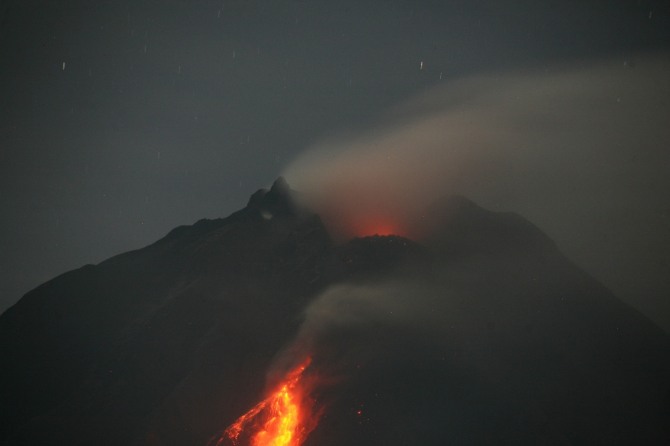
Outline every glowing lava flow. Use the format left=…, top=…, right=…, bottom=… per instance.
left=209, top=357, right=319, bottom=446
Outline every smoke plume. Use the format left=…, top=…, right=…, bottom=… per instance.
left=283, top=53, right=670, bottom=329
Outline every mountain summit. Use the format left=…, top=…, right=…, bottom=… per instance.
left=246, top=177, right=299, bottom=217
left=1, top=179, right=668, bottom=445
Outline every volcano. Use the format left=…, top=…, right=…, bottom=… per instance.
left=1, top=178, right=668, bottom=445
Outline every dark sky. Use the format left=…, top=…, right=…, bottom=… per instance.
left=1, top=1, right=669, bottom=328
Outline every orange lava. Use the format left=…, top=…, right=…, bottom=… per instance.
left=356, top=223, right=398, bottom=237
left=345, top=215, right=405, bottom=238
left=209, top=358, right=319, bottom=446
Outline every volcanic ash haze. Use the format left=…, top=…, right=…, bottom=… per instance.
left=282, top=53, right=670, bottom=330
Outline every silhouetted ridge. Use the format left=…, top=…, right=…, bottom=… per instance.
left=0, top=178, right=668, bottom=446
left=161, top=178, right=303, bottom=244
left=247, top=176, right=299, bottom=218
left=421, top=194, right=556, bottom=257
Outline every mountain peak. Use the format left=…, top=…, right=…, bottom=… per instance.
left=270, top=176, right=290, bottom=195
left=246, top=177, right=299, bottom=218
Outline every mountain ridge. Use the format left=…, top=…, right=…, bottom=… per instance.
left=1, top=178, right=668, bottom=445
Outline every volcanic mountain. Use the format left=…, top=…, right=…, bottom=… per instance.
left=1, top=178, right=668, bottom=445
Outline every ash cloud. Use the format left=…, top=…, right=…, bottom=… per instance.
left=283, top=53, right=670, bottom=330
left=270, top=280, right=454, bottom=403
left=281, top=282, right=439, bottom=354
left=274, top=274, right=482, bottom=381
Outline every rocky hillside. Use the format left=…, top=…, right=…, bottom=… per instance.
left=1, top=178, right=668, bottom=445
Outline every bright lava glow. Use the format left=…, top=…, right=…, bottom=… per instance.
left=349, top=216, right=403, bottom=238
left=208, top=357, right=318, bottom=446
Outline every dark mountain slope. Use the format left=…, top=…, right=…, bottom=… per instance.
left=1, top=179, right=668, bottom=445
left=0, top=179, right=334, bottom=445
left=302, top=196, right=670, bottom=445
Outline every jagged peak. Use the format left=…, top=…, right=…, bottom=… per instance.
left=270, top=176, right=290, bottom=195
left=246, top=177, right=299, bottom=218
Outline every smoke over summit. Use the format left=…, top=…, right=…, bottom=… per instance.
left=283, top=53, right=670, bottom=329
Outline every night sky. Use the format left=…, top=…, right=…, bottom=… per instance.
left=1, top=1, right=669, bottom=329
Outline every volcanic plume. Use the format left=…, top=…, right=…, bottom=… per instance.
left=282, top=55, right=670, bottom=332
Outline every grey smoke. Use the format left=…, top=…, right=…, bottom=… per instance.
left=284, top=52, right=670, bottom=330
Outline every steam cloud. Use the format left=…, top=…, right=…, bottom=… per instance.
left=283, top=53, right=670, bottom=329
